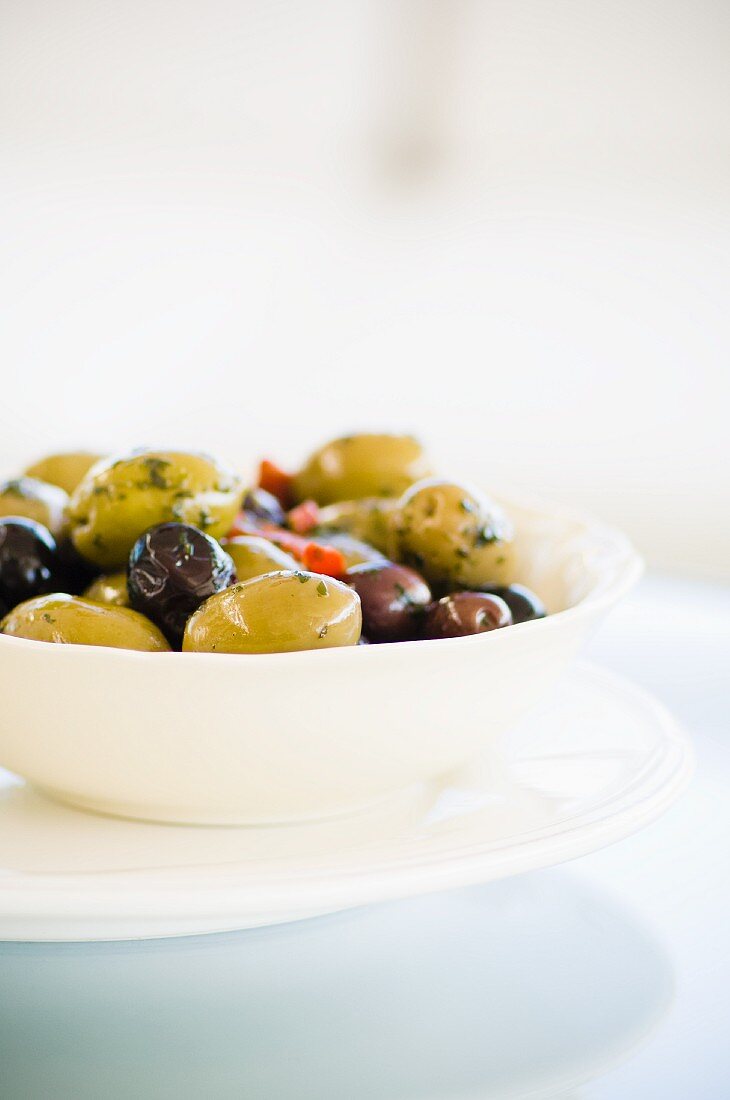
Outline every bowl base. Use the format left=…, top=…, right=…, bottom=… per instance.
left=31, top=775, right=449, bottom=829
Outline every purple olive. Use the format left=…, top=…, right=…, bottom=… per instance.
left=0, top=518, right=65, bottom=612
left=423, top=591, right=512, bottom=639
left=241, top=488, right=286, bottom=527
left=344, top=561, right=431, bottom=643
left=476, top=583, right=545, bottom=624
left=128, top=523, right=236, bottom=647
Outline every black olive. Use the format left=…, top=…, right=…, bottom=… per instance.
left=56, top=536, right=102, bottom=594
left=423, top=591, right=512, bottom=639
left=344, top=561, right=431, bottom=643
left=241, top=488, right=286, bottom=527
left=477, top=583, right=546, bottom=624
left=127, top=523, right=236, bottom=647
left=0, top=518, right=65, bottom=612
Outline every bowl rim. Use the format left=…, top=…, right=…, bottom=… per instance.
left=0, top=492, right=643, bottom=667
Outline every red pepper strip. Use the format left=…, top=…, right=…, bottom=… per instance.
left=288, top=499, right=320, bottom=535
left=228, top=515, right=307, bottom=554
left=227, top=516, right=346, bottom=578
left=227, top=514, right=264, bottom=539
left=257, top=459, right=294, bottom=509
left=260, top=525, right=310, bottom=558
left=302, top=542, right=344, bottom=576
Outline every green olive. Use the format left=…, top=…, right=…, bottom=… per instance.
left=82, top=571, right=130, bottom=607
left=316, top=497, right=398, bottom=553
left=293, top=434, right=431, bottom=505
left=0, top=477, right=68, bottom=537
left=318, top=532, right=386, bottom=568
left=24, top=452, right=105, bottom=495
left=183, top=571, right=362, bottom=654
left=0, top=594, right=170, bottom=651
left=222, top=536, right=299, bottom=582
left=388, top=479, right=516, bottom=589
left=66, top=450, right=244, bottom=569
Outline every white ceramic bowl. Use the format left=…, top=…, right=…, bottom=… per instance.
left=0, top=495, right=642, bottom=825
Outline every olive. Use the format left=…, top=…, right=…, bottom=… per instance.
left=223, top=535, right=299, bottom=583
left=55, top=536, right=101, bottom=594
left=128, top=523, right=236, bottom=647
left=1, top=594, right=170, bottom=651
left=183, top=570, right=362, bottom=654
left=389, top=480, right=515, bottom=590
left=0, top=518, right=65, bottom=610
left=83, top=571, right=130, bottom=607
left=66, top=450, right=244, bottom=568
left=319, top=533, right=386, bottom=569
left=344, top=561, right=431, bottom=642
left=24, top=452, right=104, bottom=495
left=316, top=497, right=398, bottom=553
left=423, top=592, right=512, bottom=639
left=0, top=477, right=68, bottom=538
left=476, top=583, right=546, bottom=624
left=293, top=434, right=432, bottom=505
left=241, top=488, right=286, bottom=527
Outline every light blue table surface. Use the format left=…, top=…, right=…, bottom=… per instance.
left=1, top=574, right=728, bottom=1099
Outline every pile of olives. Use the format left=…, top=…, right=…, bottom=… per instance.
left=0, top=435, right=545, bottom=654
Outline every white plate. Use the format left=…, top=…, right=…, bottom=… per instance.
left=0, top=663, right=691, bottom=941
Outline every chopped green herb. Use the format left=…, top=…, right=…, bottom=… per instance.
left=171, top=492, right=193, bottom=518
left=316, top=580, right=328, bottom=596
left=177, top=531, right=195, bottom=559
left=394, top=581, right=420, bottom=613
left=294, top=571, right=309, bottom=584
left=140, top=457, right=172, bottom=490
left=318, top=624, right=329, bottom=638
left=42, top=612, right=56, bottom=623
left=475, top=526, right=497, bottom=547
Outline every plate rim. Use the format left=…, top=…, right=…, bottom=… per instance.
left=0, top=663, right=694, bottom=931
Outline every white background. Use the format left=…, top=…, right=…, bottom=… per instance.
left=1, top=0, right=728, bottom=577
